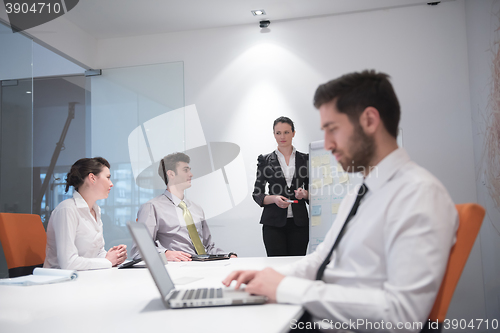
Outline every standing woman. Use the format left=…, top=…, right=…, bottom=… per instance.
left=44, top=157, right=127, bottom=270
left=253, top=116, right=309, bottom=256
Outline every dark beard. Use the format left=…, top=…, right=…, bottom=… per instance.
left=341, top=124, right=375, bottom=174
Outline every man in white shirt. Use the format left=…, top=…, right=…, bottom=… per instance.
left=131, top=152, right=236, bottom=261
left=223, top=70, right=458, bottom=332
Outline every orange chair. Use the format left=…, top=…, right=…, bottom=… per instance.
left=422, top=203, right=485, bottom=332
left=0, top=213, right=47, bottom=278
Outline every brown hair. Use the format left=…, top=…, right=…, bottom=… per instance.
left=65, top=157, right=110, bottom=192
left=313, top=70, right=400, bottom=138
left=158, top=152, right=190, bottom=185
left=273, top=116, right=295, bottom=132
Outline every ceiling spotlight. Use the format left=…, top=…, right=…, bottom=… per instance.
left=251, top=9, right=266, bottom=16
left=26, top=91, right=32, bottom=94
left=259, top=20, right=270, bottom=28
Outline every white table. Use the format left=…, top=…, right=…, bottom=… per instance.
left=0, top=257, right=304, bottom=333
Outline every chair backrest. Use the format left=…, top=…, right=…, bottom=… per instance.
left=428, top=203, right=485, bottom=322
left=0, top=213, right=47, bottom=277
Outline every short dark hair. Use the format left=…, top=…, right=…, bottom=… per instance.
left=313, top=70, right=400, bottom=138
left=158, top=152, right=190, bottom=185
left=273, top=116, right=295, bottom=132
left=65, top=157, right=110, bottom=192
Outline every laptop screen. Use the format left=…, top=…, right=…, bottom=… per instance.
left=128, top=222, right=175, bottom=299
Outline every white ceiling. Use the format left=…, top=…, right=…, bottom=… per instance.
left=63, top=0, right=439, bottom=39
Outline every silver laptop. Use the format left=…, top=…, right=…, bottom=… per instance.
left=127, top=222, right=267, bottom=309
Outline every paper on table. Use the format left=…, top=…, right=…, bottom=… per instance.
left=0, top=267, right=78, bottom=286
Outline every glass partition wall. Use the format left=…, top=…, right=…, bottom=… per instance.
left=32, top=64, right=185, bottom=251
left=0, top=22, right=185, bottom=276
left=88, top=63, right=185, bottom=249
left=0, top=23, right=33, bottom=278
left=0, top=25, right=33, bottom=215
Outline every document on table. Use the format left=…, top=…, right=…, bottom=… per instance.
left=0, top=268, right=78, bottom=286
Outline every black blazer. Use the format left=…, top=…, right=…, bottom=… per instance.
left=252, top=151, right=309, bottom=227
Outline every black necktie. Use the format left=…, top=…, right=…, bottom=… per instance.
left=315, top=183, right=369, bottom=281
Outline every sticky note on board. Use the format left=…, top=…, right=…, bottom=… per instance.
left=338, top=173, right=349, bottom=184
left=311, top=157, right=321, bottom=167
left=320, top=166, right=328, bottom=177
left=321, top=155, right=330, bottom=165
left=312, top=205, right=322, bottom=216
left=312, top=179, right=322, bottom=188
left=332, top=203, right=340, bottom=214
left=311, top=216, right=322, bottom=226
left=323, top=176, right=333, bottom=185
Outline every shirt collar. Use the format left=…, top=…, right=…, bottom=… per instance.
left=275, top=146, right=296, bottom=159
left=73, top=191, right=88, bottom=208
left=164, top=189, right=183, bottom=206
left=73, top=191, right=100, bottom=212
left=363, top=148, right=410, bottom=193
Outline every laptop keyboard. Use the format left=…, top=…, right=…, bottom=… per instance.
left=181, top=288, right=223, bottom=300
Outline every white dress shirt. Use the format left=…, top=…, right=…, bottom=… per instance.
left=130, top=190, right=225, bottom=259
left=44, top=191, right=112, bottom=270
left=276, top=148, right=458, bottom=332
left=275, top=147, right=296, bottom=218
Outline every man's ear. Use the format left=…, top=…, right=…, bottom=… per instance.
left=359, top=107, right=380, bottom=135
left=166, top=169, right=176, bottom=179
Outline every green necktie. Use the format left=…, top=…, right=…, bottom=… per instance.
left=178, top=201, right=206, bottom=255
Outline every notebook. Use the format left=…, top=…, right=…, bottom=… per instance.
left=127, top=222, right=267, bottom=308
left=0, top=268, right=78, bottom=286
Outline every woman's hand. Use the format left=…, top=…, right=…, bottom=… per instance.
left=273, top=195, right=291, bottom=209
left=294, top=188, right=308, bottom=200
left=106, top=245, right=127, bottom=266
left=262, top=195, right=290, bottom=208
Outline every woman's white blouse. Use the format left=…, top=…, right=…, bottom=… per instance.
left=275, top=147, right=296, bottom=218
left=44, top=191, right=112, bottom=270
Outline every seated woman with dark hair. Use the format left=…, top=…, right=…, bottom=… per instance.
left=44, top=157, right=127, bottom=270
